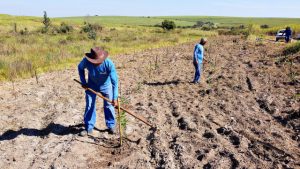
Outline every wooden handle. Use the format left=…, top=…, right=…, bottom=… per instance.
left=74, top=79, right=154, bottom=128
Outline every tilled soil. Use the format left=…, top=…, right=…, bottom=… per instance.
left=0, top=36, right=299, bottom=169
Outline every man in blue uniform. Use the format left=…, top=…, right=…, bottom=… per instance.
left=192, top=38, right=207, bottom=84
left=284, top=27, right=292, bottom=43
left=78, top=47, right=118, bottom=136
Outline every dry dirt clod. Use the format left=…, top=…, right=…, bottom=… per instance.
left=177, top=117, right=189, bottom=130
left=171, top=101, right=181, bottom=117
left=216, top=127, right=232, bottom=136
left=203, top=162, right=212, bottom=169
left=256, top=98, right=276, bottom=114
left=203, top=130, right=215, bottom=139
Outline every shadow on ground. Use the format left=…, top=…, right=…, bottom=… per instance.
left=0, top=123, right=83, bottom=141
left=143, top=80, right=181, bottom=86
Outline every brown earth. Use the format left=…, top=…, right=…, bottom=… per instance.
left=0, top=36, right=299, bottom=169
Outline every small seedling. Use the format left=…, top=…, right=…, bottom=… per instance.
left=118, top=110, right=128, bottom=134
left=118, top=96, right=129, bottom=135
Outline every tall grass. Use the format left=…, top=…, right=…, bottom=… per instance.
left=262, top=24, right=300, bottom=36
left=283, top=42, right=300, bottom=55
left=0, top=23, right=216, bottom=81
left=1, top=14, right=299, bottom=81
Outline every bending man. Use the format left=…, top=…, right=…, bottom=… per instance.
left=78, top=47, right=118, bottom=136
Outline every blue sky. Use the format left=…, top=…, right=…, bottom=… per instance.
left=0, top=0, right=299, bottom=18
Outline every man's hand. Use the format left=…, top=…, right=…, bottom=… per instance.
left=112, top=100, right=118, bottom=107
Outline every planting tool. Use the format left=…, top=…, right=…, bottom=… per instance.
left=117, top=98, right=123, bottom=146
left=74, top=79, right=154, bottom=128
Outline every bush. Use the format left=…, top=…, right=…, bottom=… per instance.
left=59, top=22, right=73, bottom=33
left=195, top=21, right=205, bottom=27
left=244, top=24, right=261, bottom=38
left=81, top=22, right=102, bottom=40
left=283, top=42, right=300, bottom=55
left=102, top=36, right=111, bottom=42
left=20, top=28, right=29, bottom=35
left=194, top=21, right=218, bottom=30
left=88, top=31, right=96, bottom=40
left=218, top=29, right=246, bottom=36
left=239, top=25, right=245, bottom=29
left=161, top=20, right=176, bottom=30
left=41, top=27, right=48, bottom=34
left=81, top=22, right=102, bottom=33
left=260, top=24, right=269, bottom=29
left=66, top=35, right=74, bottom=41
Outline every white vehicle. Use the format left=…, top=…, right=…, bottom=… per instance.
left=275, top=29, right=286, bottom=41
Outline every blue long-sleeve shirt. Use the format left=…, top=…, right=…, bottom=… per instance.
left=285, top=29, right=292, bottom=37
left=78, top=58, right=118, bottom=100
left=193, top=44, right=204, bottom=64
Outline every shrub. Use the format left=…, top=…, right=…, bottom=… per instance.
left=66, top=35, right=74, bottom=41
left=81, top=22, right=102, bottom=40
left=88, top=30, right=96, bottom=40
left=81, top=22, right=102, bottom=33
left=194, top=21, right=218, bottom=30
left=20, top=28, right=29, bottom=35
left=283, top=42, right=300, bottom=55
left=218, top=29, right=246, bottom=36
left=110, top=28, right=117, bottom=31
left=161, top=20, right=176, bottom=30
left=59, top=22, right=73, bottom=33
left=239, top=25, right=245, bottom=29
left=260, top=24, right=269, bottom=29
left=244, top=24, right=261, bottom=38
left=203, top=23, right=218, bottom=30
left=102, top=36, right=112, bottom=42
left=195, top=21, right=205, bottom=27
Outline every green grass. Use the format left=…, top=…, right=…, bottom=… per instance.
left=54, top=16, right=194, bottom=27
left=283, top=42, right=300, bottom=55
left=155, top=16, right=300, bottom=27
left=1, top=14, right=300, bottom=81
left=0, top=15, right=217, bottom=81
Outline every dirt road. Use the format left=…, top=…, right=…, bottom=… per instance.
left=0, top=36, right=299, bottom=168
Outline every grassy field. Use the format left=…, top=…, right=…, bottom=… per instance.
left=0, top=14, right=299, bottom=81
left=0, top=14, right=217, bottom=81
left=55, top=16, right=195, bottom=27
left=156, top=16, right=300, bottom=27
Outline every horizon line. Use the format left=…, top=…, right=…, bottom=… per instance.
left=1, top=13, right=300, bottom=19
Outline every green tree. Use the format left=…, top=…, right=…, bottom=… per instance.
left=42, top=11, right=51, bottom=33
left=161, top=20, right=176, bottom=30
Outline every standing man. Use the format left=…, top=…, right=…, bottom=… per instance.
left=192, top=38, right=207, bottom=84
left=285, top=27, right=292, bottom=43
left=78, top=47, right=118, bottom=136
